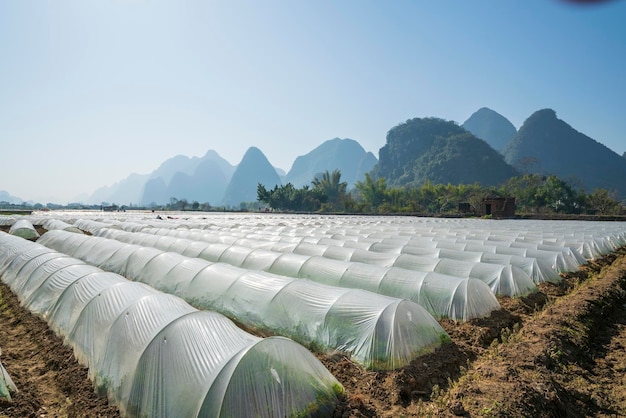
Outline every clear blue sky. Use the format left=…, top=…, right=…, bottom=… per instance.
left=1, top=0, right=625, bottom=203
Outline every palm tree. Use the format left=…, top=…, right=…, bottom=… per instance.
left=355, top=173, right=387, bottom=211
left=312, top=170, right=347, bottom=209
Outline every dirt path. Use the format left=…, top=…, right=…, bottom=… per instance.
left=1, top=248, right=626, bottom=417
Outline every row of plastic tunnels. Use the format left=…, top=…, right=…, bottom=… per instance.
left=1, top=213, right=625, bottom=417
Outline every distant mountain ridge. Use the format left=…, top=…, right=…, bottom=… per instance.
left=86, top=138, right=379, bottom=207
left=140, top=151, right=235, bottom=206
left=373, top=117, right=518, bottom=187
left=221, top=147, right=283, bottom=207
left=90, top=173, right=150, bottom=207
left=67, top=108, right=625, bottom=206
left=0, top=190, right=23, bottom=204
left=502, top=108, right=626, bottom=197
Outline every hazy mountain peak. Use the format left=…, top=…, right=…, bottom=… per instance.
left=529, top=108, right=557, bottom=120
left=221, top=147, right=282, bottom=207
left=0, top=190, right=23, bottom=204
left=241, top=146, right=265, bottom=159
left=285, top=138, right=377, bottom=188
left=503, top=109, right=626, bottom=198
left=462, top=107, right=517, bottom=152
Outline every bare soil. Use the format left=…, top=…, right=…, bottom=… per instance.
left=2, top=236, right=626, bottom=417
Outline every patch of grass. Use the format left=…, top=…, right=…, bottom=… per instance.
left=480, top=400, right=502, bottom=417
left=546, top=345, right=566, bottom=370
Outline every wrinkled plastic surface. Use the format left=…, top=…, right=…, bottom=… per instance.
left=8, top=219, right=39, bottom=240
left=38, top=230, right=450, bottom=369
left=42, top=219, right=84, bottom=234
left=97, top=227, right=500, bottom=321
left=0, top=232, right=343, bottom=417
left=134, top=226, right=538, bottom=297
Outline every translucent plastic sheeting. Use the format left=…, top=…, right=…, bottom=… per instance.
left=456, top=243, right=565, bottom=283
left=0, top=244, right=55, bottom=279
left=508, top=242, right=585, bottom=271
left=478, top=252, right=557, bottom=284
left=367, top=244, right=558, bottom=284
left=22, top=264, right=104, bottom=315
left=0, top=360, right=17, bottom=402
left=129, top=317, right=342, bottom=418
left=423, top=240, right=571, bottom=277
left=71, top=219, right=122, bottom=235
left=154, top=228, right=535, bottom=298
left=291, top=242, right=537, bottom=296
left=257, top=219, right=626, bottom=254
left=570, top=238, right=613, bottom=259
left=42, top=219, right=84, bottom=234
left=305, top=235, right=527, bottom=294
left=1, top=247, right=64, bottom=291
left=96, top=228, right=500, bottom=321
left=96, top=292, right=196, bottom=409
left=57, top=215, right=626, bottom=254
left=0, top=216, right=17, bottom=226
left=202, top=218, right=625, bottom=263
left=107, top=220, right=154, bottom=233
left=8, top=219, right=39, bottom=240
left=39, top=230, right=450, bottom=369
left=132, top=227, right=536, bottom=297
left=49, top=272, right=127, bottom=336
left=0, top=232, right=343, bottom=417
left=69, top=281, right=162, bottom=369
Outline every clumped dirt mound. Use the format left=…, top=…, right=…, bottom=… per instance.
left=1, top=246, right=626, bottom=417
left=445, top=249, right=626, bottom=417
left=329, top=249, right=626, bottom=417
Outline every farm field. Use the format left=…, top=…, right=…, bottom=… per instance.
left=1, top=212, right=626, bottom=417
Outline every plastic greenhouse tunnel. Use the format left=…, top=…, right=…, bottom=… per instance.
left=37, top=229, right=451, bottom=370
left=94, top=227, right=501, bottom=321
left=8, top=219, right=40, bottom=240
left=169, top=216, right=598, bottom=273
left=0, top=231, right=344, bottom=417
left=130, top=226, right=536, bottom=298
left=42, top=218, right=85, bottom=234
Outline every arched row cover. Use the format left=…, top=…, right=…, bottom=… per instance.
left=360, top=244, right=558, bottom=284
left=72, top=219, right=122, bottom=235
left=231, top=230, right=585, bottom=279
left=344, top=235, right=586, bottom=279
left=38, top=230, right=450, bottom=370
left=211, top=224, right=585, bottom=283
left=317, top=219, right=622, bottom=259
left=42, top=219, right=84, bottom=234
left=0, top=232, right=343, bottom=417
left=105, top=219, right=155, bottom=233
left=135, top=227, right=536, bottom=298
left=167, top=216, right=623, bottom=265
left=8, top=219, right=40, bottom=240
left=0, top=216, right=17, bottom=226
left=96, top=227, right=500, bottom=321
left=51, top=213, right=626, bottom=256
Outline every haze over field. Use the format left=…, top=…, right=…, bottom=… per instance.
left=1, top=0, right=625, bottom=204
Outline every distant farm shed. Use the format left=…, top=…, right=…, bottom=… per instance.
left=482, top=196, right=515, bottom=219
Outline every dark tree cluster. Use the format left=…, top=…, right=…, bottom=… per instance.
left=257, top=170, right=624, bottom=217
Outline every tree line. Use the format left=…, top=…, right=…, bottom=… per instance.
left=257, top=170, right=624, bottom=216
